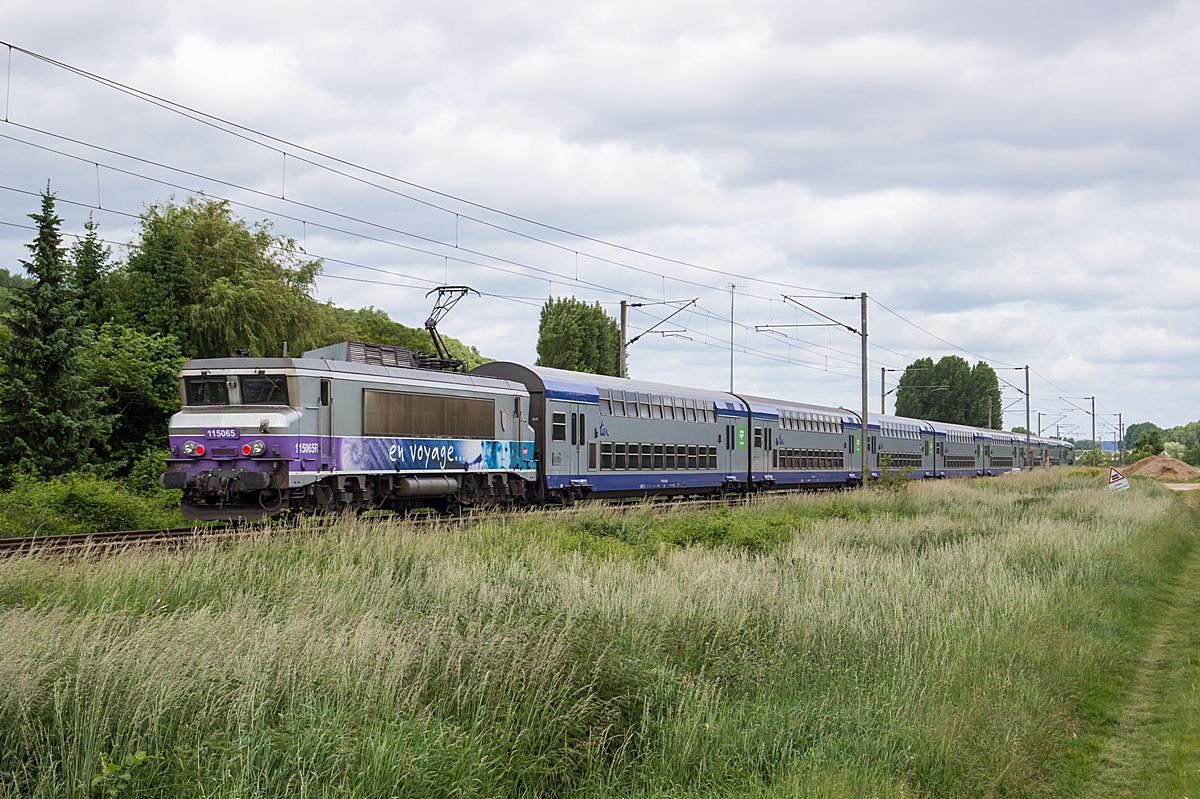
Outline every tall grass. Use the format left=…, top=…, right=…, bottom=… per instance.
left=0, top=471, right=1191, bottom=797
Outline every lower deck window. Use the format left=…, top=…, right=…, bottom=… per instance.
left=879, top=452, right=922, bottom=469
left=777, top=448, right=846, bottom=470
left=596, top=443, right=718, bottom=470
left=945, top=454, right=976, bottom=469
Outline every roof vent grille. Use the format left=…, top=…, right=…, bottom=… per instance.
left=347, top=341, right=418, bottom=368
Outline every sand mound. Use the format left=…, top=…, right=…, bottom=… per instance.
left=1123, top=455, right=1200, bottom=480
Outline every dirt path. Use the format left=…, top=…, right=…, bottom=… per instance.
left=1082, top=490, right=1200, bottom=798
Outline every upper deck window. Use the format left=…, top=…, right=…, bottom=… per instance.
left=239, top=375, right=289, bottom=405
left=184, top=377, right=228, bottom=406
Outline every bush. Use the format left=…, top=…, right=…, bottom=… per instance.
left=0, top=472, right=187, bottom=537
left=1130, top=430, right=1164, bottom=462
left=1183, top=445, right=1200, bottom=468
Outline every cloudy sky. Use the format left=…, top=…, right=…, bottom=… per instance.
left=2, top=0, right=1198, bottom=436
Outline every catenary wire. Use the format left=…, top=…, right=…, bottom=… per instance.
left=0, top=40, right=854, bottom=298
left=0, top=46, right=1101, bottom=401
left=0, top=213, right=859, bottom=377
left=0, top=126, right=870, bottom=368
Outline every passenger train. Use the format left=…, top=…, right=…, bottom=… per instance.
left=159, top=341, right=1074, bottom=520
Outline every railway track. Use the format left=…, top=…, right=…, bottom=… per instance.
left=0, top=490, right=822, bottom=557
left=0, top=526, right=237, bottom=555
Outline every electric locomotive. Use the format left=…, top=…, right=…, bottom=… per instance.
left=159, top=341, right=536, bottom=520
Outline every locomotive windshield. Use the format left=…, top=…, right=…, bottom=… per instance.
left=240, top=375, right=290, bottom=405
left=184, top=377, right=228, bottom=405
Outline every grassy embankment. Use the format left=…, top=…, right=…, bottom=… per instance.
left=0, top=470, right=1194, bottom=797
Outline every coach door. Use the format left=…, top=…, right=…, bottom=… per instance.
left=318, top=378, right=334, bottom=471
left=723, top=421, right=739, bottom=475
left=569, top=403, right=586, bottom=474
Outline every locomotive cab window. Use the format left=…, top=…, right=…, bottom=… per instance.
left=239, top=375, right=289, bottom=405
left=184, top=377, right=229, bottom=406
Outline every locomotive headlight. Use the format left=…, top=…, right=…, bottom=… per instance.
left=183, top=440, right=197, bottom=456
left=242, top=440, right=267, bottom=457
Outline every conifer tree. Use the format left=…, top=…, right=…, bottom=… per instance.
left=69, top=214, right=113, bottom=329
left=0, top=187, right=106, bottom=476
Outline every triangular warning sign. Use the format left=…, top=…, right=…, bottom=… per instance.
left=1109, top=467, right=1130, bottom=492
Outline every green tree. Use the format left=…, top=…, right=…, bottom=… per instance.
left=0, top=267, right=33, bottom=318
left=69, top=215, right=114, bottom=329
left=0, top=188, right=106, bottom=476
left=323, top=306, right=490, bottom=370
left=894, top=356, right=1001, bottom=427
left=1163, top=420, right=1200, bottom=450
left=969, top=361, right=1003, bottom=429
left=1130, top=429, right=1164, bottom=461
left=535, top=297, right=620, bottom=376
left=1182, top=444, right=1200, bottom=468
left=1124, top=422, right=1161, bottom=451
left=115, top=197, right=332, bottom=358
left=1077, top=447, right=1114, bottom=467
left=84, top=323, right=185, bottom=472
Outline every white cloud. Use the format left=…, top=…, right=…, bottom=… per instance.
left=1, top=0, right=1199, bottom=431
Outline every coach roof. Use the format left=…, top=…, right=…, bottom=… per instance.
left=472, top=362, right=744, bottom=409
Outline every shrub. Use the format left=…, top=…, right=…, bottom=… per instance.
left=0, top=472, right=187, bottom=537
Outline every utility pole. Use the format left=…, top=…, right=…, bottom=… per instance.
left=1024, top=365, right=1031, bottom=471
left=861, top=293, right=869, bottom=483
left=881, top=366, right=885, bottom=415
left=1118, top=413, right=1123, bottom=464
left=619, top=300, right=627, bottom=379
left=1037, top=411, right=1042, bottom=437
left=775, top=291, right=867, bottom=481
left=988, top=396, right=992, bottom=430
left=1091, top=396, right=1096, bottom=463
